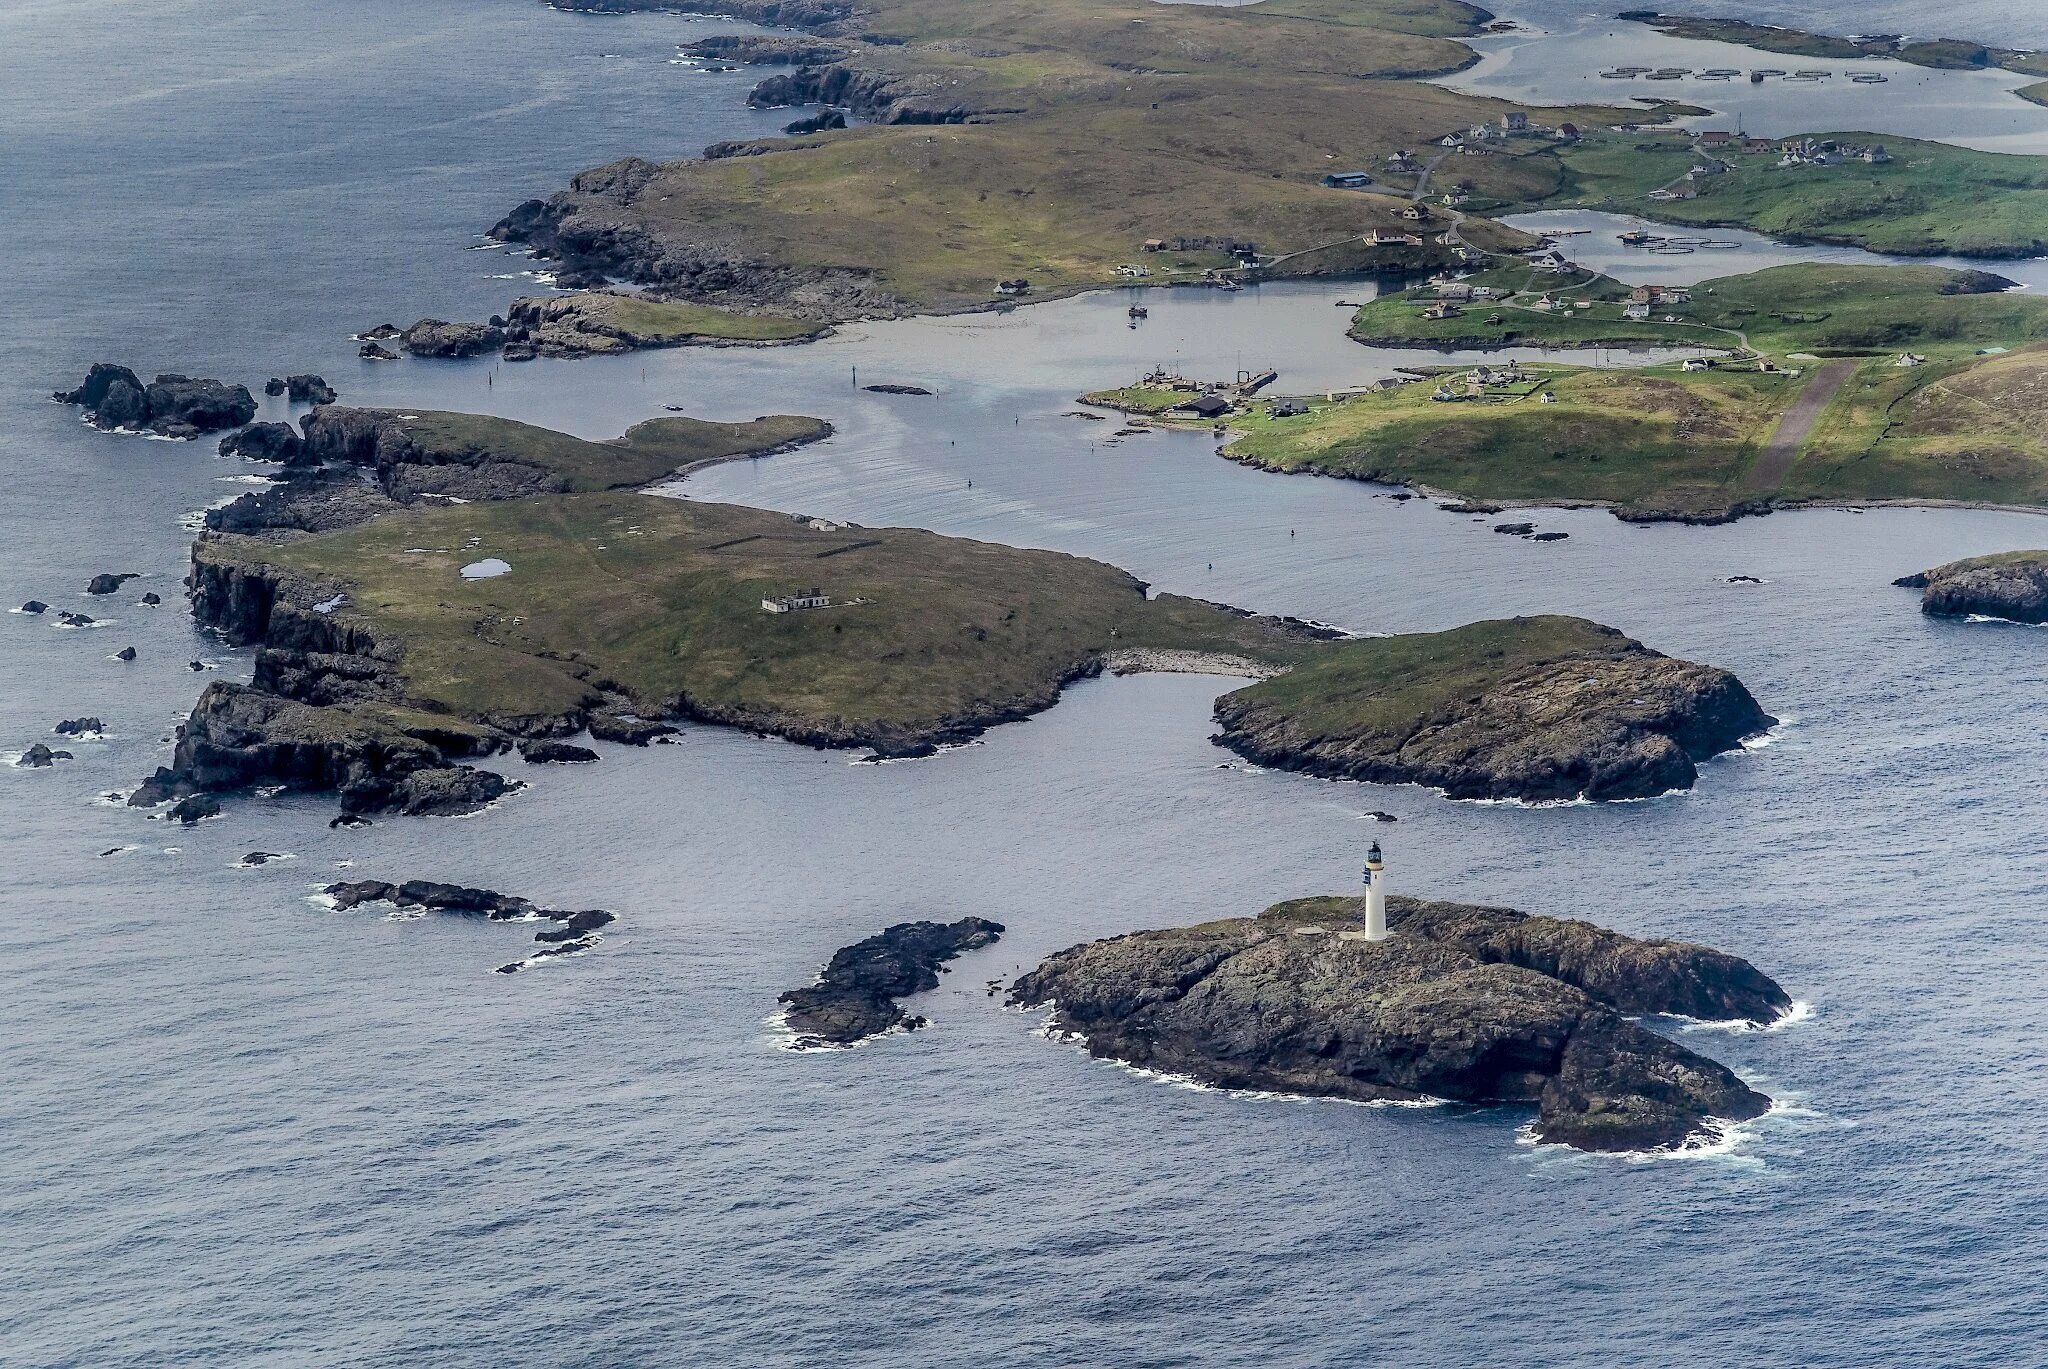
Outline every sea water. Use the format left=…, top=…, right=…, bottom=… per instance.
left=4, top=3, right=2048, bottom=1366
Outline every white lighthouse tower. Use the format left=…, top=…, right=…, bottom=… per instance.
left=1362, top=840, right=1389, bottom=941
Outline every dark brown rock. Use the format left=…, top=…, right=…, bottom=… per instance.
left=781, top=917, right=1005, bottom=1046
left=1012, top=894, right=1785, bottom=1153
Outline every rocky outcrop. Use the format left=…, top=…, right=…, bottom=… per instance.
left=128, top=682, right=517, bottom=819
left=781, top=917, right=1006, bottom=1046
left=205, top=471, right=400, bottom=538
left=520, top=739, right=601, bottom=764
left=220, top=421, right=308, bottom=465
left=55, top=717, right=103, bottom=737
left=323, top=878, right=615, bottom=973
left=55, top=365, right=256, bottom=437
left=783, top=109, right=848, bottom=136
left=550, top=0, right=856, bottom=28
left=86, top=573, right=139, bottom=595
left=497, top=292, right=824, bottom=359
left=747, top=63, right=996, bottom=125
left=682, top=35, right=851, bottom=65
left=491, top=170, right=901, bottom=320
left=1212, top=617, right=1774, bottom=803
left=265, top=374, right=337, bottom=404
left=17, top=744, right=71, bottom=768
left=401, top=319, right=507, bottom=358
left=1895, top=551, right=2048, bottom=625
left=1012, top=895, right=1787, bottom=1153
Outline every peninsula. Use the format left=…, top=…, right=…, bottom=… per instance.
left=1174, top=270, right=2048, bottom=523
left=1617, top=12, right=2048, bottom=83
left=1012, top=890, right=1792, bottom=1152
left=1211, top=617, right=1773, bottom=802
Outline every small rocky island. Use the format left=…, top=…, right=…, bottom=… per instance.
left=323, top=879, right=615, bottom=973
left=1012, top=891, right=1791, bottom=1153
left=55, top=363, right=256, bottom=438
left=780, top=917, right=1005, bottom=1047
left=1895, top=551, right=2048, bottom=625
left=1212, top=616, right=1774, bottom=802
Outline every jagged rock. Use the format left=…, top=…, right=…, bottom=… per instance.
left=55, top=365, right=257, bottom=435
left=128, top=681, right=511, bottom=819
left=1440, top=499, right=1502, bottom=514
left=1212, top=617, right=1774, bottom=803
left=401, top=319, right=506, bottom=358
left=114, top=646, right=137, bottom=662
left=1493, top=521, right=1537, bottom=536
left=502, top=341, right=538, bottom=362
left=519, top=739, right=601, bottom=764
left=784, top=108, right=848, bottom=136
left=1895, top=551, right=2048, bottom=625
left=55, top=717, right=103, bottom=736
left=359, top=342, right=399, bottom=361
left=682, top=34, right=851, bottom=65
left=205, top=470, right=401, bottom=537
left=17, top=744, right=70, bottom=768
left=167, top=794, right=221, bottom=824
left=286, top=374, right=337, bottom=404
left=322, top=878, right=615, bottom=970
left=141, top=592, right=162, bottom=606
left=358, top=324, right=402, bottom=340
left=220, top=421, right=307, bottom=465
left=1531, top=531, right=1569, bottom=542
left=239, top=851, right=284, bottom=866
left=86, top=573, right=139, bottom=595
left=188, top=660, right=207, bottom=671
left=57, top=611, right=97, bottom=627
left=20, top=601, right=47, bottom=614
left=1012, top=894, right=1787, bottom=1153
left=587, top=714, right=676, bottom=746
left=144, top=374, right=258, bottom=434
left=265, top=378, right=287, bottom=397
left=781, top=917, right=1006, bottom=1046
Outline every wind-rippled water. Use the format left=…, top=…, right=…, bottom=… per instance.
left=5, top=3, right=2048, bottom=1366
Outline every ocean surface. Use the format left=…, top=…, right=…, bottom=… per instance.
left=1451, top=1, right=2048, bottom=152
left=5, top=2, right=2048, bottom=1366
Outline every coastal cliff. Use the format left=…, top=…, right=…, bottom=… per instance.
left=1212, top=616, right=1773, bottom=802
left=1012, top=894, right=1790, bottom=1153
left=1895, top=551, right=2048, bottom=624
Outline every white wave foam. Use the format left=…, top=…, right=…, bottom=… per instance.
left=1964, top=614, right=2048, bottom=629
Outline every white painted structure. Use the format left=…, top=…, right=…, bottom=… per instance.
left=1362, top=841, right=1389, bottom=941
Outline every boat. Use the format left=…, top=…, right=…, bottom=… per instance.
left=1214, top=278, right=1243, bottom=292
left=1128, top=305, right=1148, bottom=319
left=1750, top=71, right=1765, bottom=84
left=1618, top=230, right=1659, bottom=246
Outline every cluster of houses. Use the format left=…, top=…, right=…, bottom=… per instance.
left=1140, top=235, right=1260, bottom=260
left=1622, top=283, right=1691, bottom=320
left=1430, top=361, right=1535, bottom=402
left=1775, top=137, right=1890, bottom=167
left=1438, top=112, right=1578, bottom=157
left=1692, top=130, right=1891, bottom=167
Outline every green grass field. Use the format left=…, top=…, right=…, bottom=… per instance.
left=389, top=410, right=833, bottom=490
left=207, top=492, right=1321, bottom=745
left=1532, top=131, right=2048, bottom=257
left=1224, top=365, right=1797, bottom=516
left=1350, top=263, right=2048, bottom=358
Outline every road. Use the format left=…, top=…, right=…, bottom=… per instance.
left=1743, top=360, right=1857, bottom=493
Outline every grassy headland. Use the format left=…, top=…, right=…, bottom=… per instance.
left=205, top=491, right=1324, bottom=751
left=1618, top=13, right=2048, bottom=78
left=1347, top=263, right=2048, bottom=356
left=1526, top=130, right=2048, bottom=258
left=491, top=0, right=1655, bottom=318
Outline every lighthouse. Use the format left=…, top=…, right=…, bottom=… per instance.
left=1362, top=840, right=1389, bottom=941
